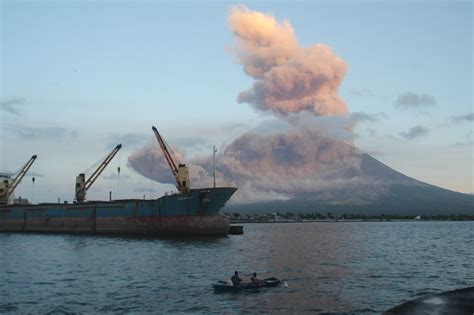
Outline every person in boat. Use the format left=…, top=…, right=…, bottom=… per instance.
left=250, top=272, right=263, bottom=286
left=231, top=271, right=242, bottom=286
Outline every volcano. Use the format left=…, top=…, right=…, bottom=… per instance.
left=227, top=154, right=473, bottom=215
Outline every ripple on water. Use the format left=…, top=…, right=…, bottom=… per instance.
left=0, top=303, right=18, bottom=312
left=0, top=221, right=473, bottom=313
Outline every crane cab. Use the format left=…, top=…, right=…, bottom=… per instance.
left=74, top=144, right=121, bottom=203
left=75, top=173, right=86, bottom=203
left=0, top=173, right=11, bottom=204
left=177, top=164, right=190, bottom=192
left=0, top=155, right=36, bottom=205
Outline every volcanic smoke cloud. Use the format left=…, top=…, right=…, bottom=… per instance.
left=128, top=145, right=210, bottom=187
left=128, top=120, right=365, bottom=202
left=229, top=5, right=348, bottom=116
left=210, top=126, right=363, bottom=201
left=128, top=6, right=362, bottom=202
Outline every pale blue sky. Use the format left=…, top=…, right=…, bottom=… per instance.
left=1, top=0, right=472, bottom=202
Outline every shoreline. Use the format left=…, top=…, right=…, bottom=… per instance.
left=230, top=218, right=474, bottom=224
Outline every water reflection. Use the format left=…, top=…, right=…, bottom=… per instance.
left=1, top=222, right=473, bottom=313
left=240, top=223, right=360, bottom=312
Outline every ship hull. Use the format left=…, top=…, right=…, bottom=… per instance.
left=0, top=187, right=236, bottom=236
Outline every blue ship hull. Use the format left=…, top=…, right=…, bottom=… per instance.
left=0, top=187, right=237, bottom=236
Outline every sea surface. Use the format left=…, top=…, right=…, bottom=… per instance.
left=0, top=221, right=473, bottom=314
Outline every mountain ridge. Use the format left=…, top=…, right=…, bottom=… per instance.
left=226, top=154, right=473, bottom=215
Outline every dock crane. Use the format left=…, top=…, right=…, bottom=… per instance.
left=75, top=144, right=121, bottom=203
left=0, top=155, right=37, bottom=205
left=152, top=126, right=190, bottom=194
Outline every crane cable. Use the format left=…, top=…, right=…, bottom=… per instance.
left=11, top=163, right=23, bottom=177
left=116, top=150, right=121, bottom=195
left=161, top=135, right=180, bottom=164
left=82, top=150, right=111, bottom=174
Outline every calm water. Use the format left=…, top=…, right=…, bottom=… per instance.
left=0, top=221, right=473, bottom=314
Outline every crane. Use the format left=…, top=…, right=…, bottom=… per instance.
left=152, top=126, right=189, bottom=194
left=0, top=155, right=37, bottom=205
left=75, top=144, right=121, bottom=203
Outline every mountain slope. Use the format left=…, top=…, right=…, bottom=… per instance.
left=226, top=154, right=473, bottom=215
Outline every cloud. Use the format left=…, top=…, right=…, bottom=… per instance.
left=367, top=128, right=377, bottom=136
left=127, top=6, right=366, bottom=202
left=394, top=92, right=437, bottom=108
left=172, top=136, right=210, bottom=149
left=450, top=113, right=474, bottom=123
left=228, top=5, right=348, bottom=117
left=284, top=113, right=355, bottom=141
left=11, top=126, right=79, bottom=140
left=349, top=112, right=387, bottom=123
left=218, top=127, right=359, bottom=181
left=453, top=141, right=474, bottom=147
left=128, top=122, right=368, bottom=202
left=128, top=144, right=184, bottom=185
left=127, top=6, right=416, bottom=203
left=383, top=134, right=398, bottom=140
left=400, top=125, right=429, bottom=140
left=349, top=89, right=372, bottom=97
left=0, top=98, right=25, bottom=116
left=342, top=112, right=387, bottom=134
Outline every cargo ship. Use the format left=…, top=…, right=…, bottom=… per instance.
left=0, top=127, right=237, bottom=236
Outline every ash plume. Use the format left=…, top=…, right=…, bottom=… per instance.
left=128, top=121, right=365, bottom=202
left=128, top=145, right=178, bottom=184
left=229, top=5, right=348, bottom=117
left=128, top=144, right=212, bottom=188
left=213, top=126, right=363, bottom=201
left=128, top=6, right=369, bottom=203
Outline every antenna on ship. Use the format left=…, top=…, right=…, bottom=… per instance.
left=213, top=145, right=217, bottom=188
left=31, top=177, right=35, bottom=204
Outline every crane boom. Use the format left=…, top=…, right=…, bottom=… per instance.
left=152, top=126, right=179, bottom=180
left=152, top=126, right=189, bottom=194
left=0, top=155, right=37, bottom=204
left=75, top=144, right=121, bottom=203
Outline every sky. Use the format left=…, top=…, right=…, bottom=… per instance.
left=0, top=0, right=472, bottom=203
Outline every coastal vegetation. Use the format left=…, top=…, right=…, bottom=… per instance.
left=224, top=212, right=474, bottom=223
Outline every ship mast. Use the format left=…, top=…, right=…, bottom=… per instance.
left=213, top=146, right=217, bottom=188
left=0, top=155, right=37, bottom=204
left=152, top=126, right=189, bottom=194
left=75, top=144, right=121, bottom=203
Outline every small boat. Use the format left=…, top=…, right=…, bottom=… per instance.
left=212, top=278, right=281, bottom=292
